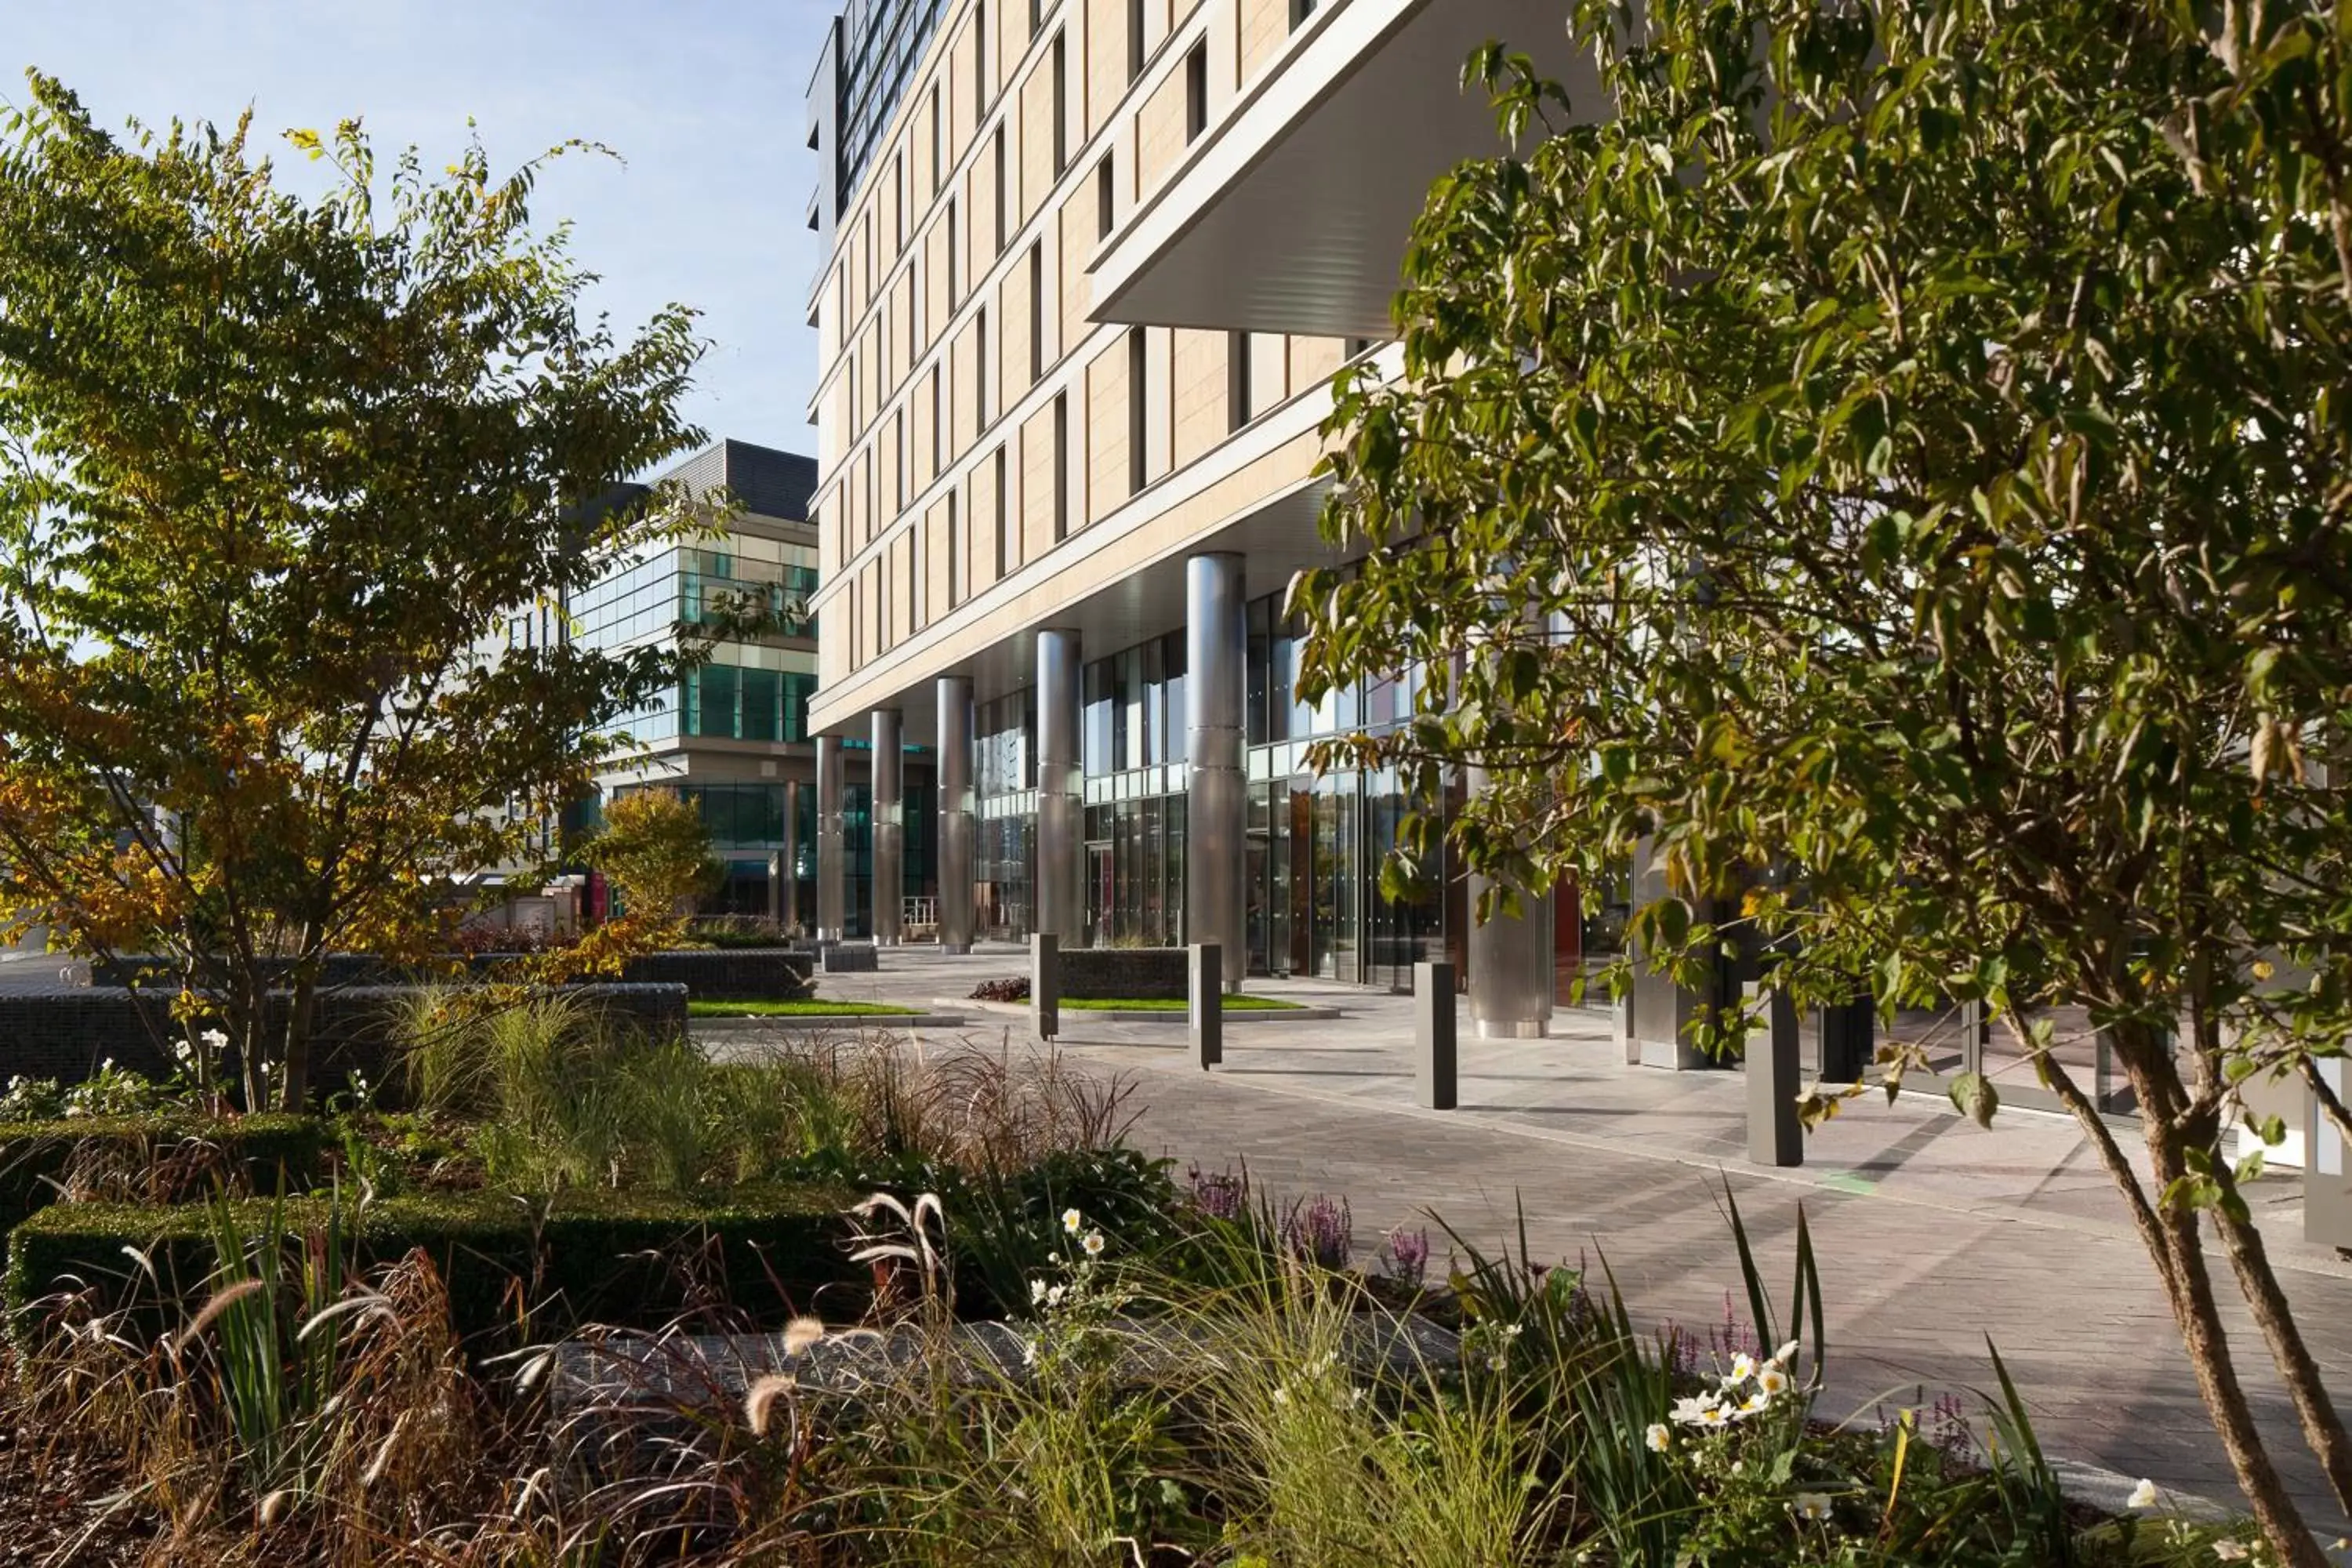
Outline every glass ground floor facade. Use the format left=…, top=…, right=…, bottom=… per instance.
left=971, top=753, right=1629, bottom=999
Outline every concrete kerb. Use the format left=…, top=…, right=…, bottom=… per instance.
left=691, top=1012, right=970, bottom=1033
left=948, top=998, right=1341, bottom=1025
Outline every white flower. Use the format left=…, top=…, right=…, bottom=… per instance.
left=2211, top=1541, right=2250, bottom=1563
left=1756, top=1365, right=1790, bottom=1397
left=1793, top=1493, right=1831, bottom=1522
left=1045, top=1283, right=1065, bottom=1308
left=1772, top=1340, right=1799, bottom=1366
left=1082, top=1230, right=1105, bottom=1258
left=1729, top=1352, right=1759, bottom=1383
left=1695, top=1403, right=1733, bottom=1428
left=1669, top=1392, right=1722, bottom=1426
left=1030, top=1279, right=1049, bottom=1305
left=1644, top=1422, right=1671, bottom=1453
left=2125, top=1478, right=2160, bottom=1511
left=1734, top=1390, right=1772, bottom=1417
left=201, top=1028, right=227, bottom=1051
left=1061, top=1208, right=1083, bottom=1234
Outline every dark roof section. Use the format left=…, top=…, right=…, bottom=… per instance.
left=663, top=438, right=818, bottom=524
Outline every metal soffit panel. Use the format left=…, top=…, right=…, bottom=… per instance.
left=820, top=479, right=1348, bottom=746
left=1093, top=0, right=1594, bottom=341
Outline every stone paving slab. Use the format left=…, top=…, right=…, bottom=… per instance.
left=801, top=944, right=2352, bottom=1531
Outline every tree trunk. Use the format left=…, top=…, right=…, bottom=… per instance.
left=2210, top=1159, right=2352, bottom=1516
left=282, top=967, right=316, bottom=1113
left=2123, top=1031, right=2329, bottom=1568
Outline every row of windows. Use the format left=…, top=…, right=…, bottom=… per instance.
left=683, top=666, right=822, bottom=745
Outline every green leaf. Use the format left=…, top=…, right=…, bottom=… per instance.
left=1947, top=1072, right=1999, bottom=1130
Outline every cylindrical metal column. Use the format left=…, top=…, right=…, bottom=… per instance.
left=1034, top=629, right=1084, bottom=942
left=1185, top=554, right=1247, bottom=989
left=935, top=676, right=976, bottom=954
left=1466, top=761, right=1555, bottom=1039
left=870, top=708, right=903, bottom=945
left=815, top=735, right=845, bottom=941
left=781, top=779, right=802, bottom=936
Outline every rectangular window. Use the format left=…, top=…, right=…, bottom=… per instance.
left=895, top=408, right=908, bottom=510
left=1127, top=0, right=1145, bottom=80
left=931, top=366, right=944, bottom=472
left=895, top=153, right=906, bottom=251
left=975, top=306, right=990, bottom=424
left=1051, top=31, right=1068, bottom=176
left=929, top=85, right=942, bottom=193
left=1127, top=327, right=1147, bottom=495
left=975, top=1, right=987, bottom=114
left=946, top=197, right=960, bottom=300
left=1052, top=391, right=1069, bottom=543
left=948, top=489, right=963, bottom=608
left=1096, top=155, right=1114, bottom=240
left=1185, top=42, right=1208, bottom=142
left=1228, top=330, right=1250, bottom=431
left=993, top=127, right=1007, bottom=252
left=1290, top=0, right=1316, bottom=26
left=1028, top=241, right=1044, bottom=380
left=993, top=445, right=1011, bottom=575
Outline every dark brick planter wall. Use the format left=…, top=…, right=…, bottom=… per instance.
left=1061, top=948, right=1189, bottom=1001
left=0, top=983, right=687, bottom=1102
left=95, top=950, right=811, bottom=1003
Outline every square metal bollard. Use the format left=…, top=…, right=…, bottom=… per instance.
left=1031, top=933, right=1060, bottom=1041
left=1190, top=943, right=1222, bottom=1069
left=1415, top=961, right=1457, bottom=1110
left=1747, top=982, right=1802, bottom=1167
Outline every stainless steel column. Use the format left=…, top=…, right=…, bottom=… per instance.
left=1465, top=760, right=1555, bottom=1039
left=870, top=708, right=903, bottom=946
left=781, top=779, right=801, bottom=936
left=935, top=676, right=976, bottom=954
left=1035, top=629, right=1083, bottom=942
left=815, top=735, right=845, bottom=942
left=1185, top=553, right=1247, bottom=990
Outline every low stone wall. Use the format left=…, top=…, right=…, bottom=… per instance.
left=1060, top=947, right=1189, bottom=1001
left=0, top=983, right=688, bottom=1100
left=819, top=943, right=878, bottom=974
left=93, top=949, right=811, bottom=1003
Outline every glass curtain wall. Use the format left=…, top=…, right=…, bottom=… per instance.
left=975, top=690, right=1036, bottom=941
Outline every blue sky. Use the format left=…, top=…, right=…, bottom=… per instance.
left=4, top=0, right=836, bottom=466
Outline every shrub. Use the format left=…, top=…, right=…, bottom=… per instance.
left=969, top=976, right=1030, bottom=1003
left=0, top=1113, right=332, bottom=1232
left=7, top=1181, right=869, bottom=1342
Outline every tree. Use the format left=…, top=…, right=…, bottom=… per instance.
left=0, top=74, right=714, bottom=1112
left=589, top=787, right=723, bottom=942
left=1300, top=1, right=2352, bottom=1557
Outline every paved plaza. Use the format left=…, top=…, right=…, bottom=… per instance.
left=786, top=942, right=2352, bottom=1530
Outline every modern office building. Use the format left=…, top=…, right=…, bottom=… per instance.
left=569, top=437, right=933, bottom=933
left=800, top=0, right=1602, bottom=1017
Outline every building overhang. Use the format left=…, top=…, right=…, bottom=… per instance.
left=1087, top=0, right=1593, bottom=340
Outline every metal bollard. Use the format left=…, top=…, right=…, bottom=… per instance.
left=1190, top=943, right=1222, bottom=1069
left=1415, top=961, right=1457, bottom=1110
left=1747, top=982, right=1802, bottom=1167
left=1031, top=932, right=1060, bottom=1042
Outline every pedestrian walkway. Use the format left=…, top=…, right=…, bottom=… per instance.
left=789, top=943, right=2352, bottom=1529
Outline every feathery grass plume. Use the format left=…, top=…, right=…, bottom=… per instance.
left=171, top=1276, right=268, bottom=1353
left=744, top=1371, right=799, bottom=1436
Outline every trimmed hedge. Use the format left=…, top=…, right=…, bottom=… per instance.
left=6, top=1181, right=869, bottom=1341
left=0, top=1114, right=331, bottom=1232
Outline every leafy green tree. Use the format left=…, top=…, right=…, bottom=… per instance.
left=1301, top=1, right=2352, bottom=1556
left=0, top=74, right=714, bottom=1111
left=589, top=786, right=724, bottom=941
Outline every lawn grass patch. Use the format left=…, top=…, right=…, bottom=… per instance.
left=687, top=998, right=921, bottom=1018
left=1059, top=995, right=1303, bottom=1011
